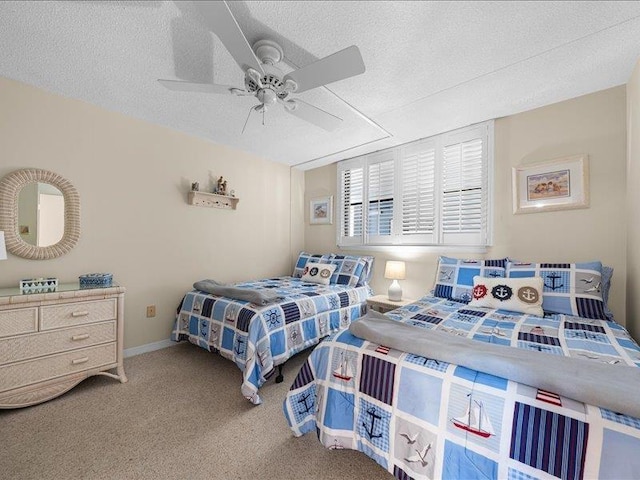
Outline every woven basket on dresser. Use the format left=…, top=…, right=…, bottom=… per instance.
left=78, top=273, right=113, bottom=289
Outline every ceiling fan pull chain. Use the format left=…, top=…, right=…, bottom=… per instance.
left=241, top=105, right=254, bottom=135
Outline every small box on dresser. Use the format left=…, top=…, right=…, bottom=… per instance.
left=0, top=284, right=127, bottom=408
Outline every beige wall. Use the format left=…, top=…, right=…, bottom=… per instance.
left=305, top=86, right=628, bottom=324
left=0, top=77, right=304, bottom=349
left=626, top=60, right=640, bottom=339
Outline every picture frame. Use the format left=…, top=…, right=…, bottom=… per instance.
left=309, top=196, right=333, bottom=225
left=512, top=154, right=589, bottom=214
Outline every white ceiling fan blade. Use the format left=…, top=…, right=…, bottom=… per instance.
left=158, top=79, right=248, bottom=95
left=193, top=1, right=264, bottom=76
left=283, top=100, right=343, bottom=132
left=283, top=45, right=365, bottom=94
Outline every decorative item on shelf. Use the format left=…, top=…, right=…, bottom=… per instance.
left=79, top=273, right=113, bottom=289
left=214, top=176, right=229, bottom=196
left=191, top=182, right=199, bottom=192
left=0, top=231, right=6, bottom=261
left=230, top=190, right=235, bottom=197
left=384, top=260, right=406, bottom=301
left=309, top=196, right=333, bottom=225
left=20, top=277, right=59, bottom=294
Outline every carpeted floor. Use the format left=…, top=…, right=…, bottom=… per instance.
left=0, top=343, right=392, bottom=480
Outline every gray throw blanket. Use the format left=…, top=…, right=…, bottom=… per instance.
left=193, top=279, right=284, bottom=306
left=350, top=311, right=640, bottom=419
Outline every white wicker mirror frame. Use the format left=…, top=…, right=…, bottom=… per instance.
left=0, top=169, right=80, bottom=260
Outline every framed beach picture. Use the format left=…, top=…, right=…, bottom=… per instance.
left=310, top=196, right=333, bottom=225
left=512, top=154, right=589, bottom=214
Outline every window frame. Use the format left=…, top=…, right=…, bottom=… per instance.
left=336, top=121, right=494, bottom=248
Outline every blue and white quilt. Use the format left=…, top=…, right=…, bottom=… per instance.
left=284, top=295, right=640, bottom=479
left=171, top=276, right=371, bottom=404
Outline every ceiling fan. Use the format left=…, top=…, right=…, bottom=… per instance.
left=158, top=1, right=366, bottom=133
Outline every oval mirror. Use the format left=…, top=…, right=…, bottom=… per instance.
left=0, top=169, right=80, bottom=260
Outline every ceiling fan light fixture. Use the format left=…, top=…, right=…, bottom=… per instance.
left=257, top=88, right=278, bottom=106
left=246, top=68, right=264, bottom=89
left=283, top=78, right=298, bottom=93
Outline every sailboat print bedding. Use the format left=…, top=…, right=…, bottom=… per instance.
left=171, top=276, right=371, bottom=404
left=283, top=295, right=640, bottom=480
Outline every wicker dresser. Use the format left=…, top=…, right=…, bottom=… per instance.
left=0, top=284, right=126, bottom=408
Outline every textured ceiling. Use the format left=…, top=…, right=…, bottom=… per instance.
left=1, top=1, right=640, bottom=169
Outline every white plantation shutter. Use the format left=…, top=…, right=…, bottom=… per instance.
left=338, top=159, right=364, bottom=245
left=336, top=121, right=492, bottom=247
left=367, top=152, right=395, bottom=243
left=441, top=128, right=487, bottom=245
left=400, top=141, right=436, bottom=244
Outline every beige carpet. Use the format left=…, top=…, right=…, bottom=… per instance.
left=0, top=343, right=392, bottom=480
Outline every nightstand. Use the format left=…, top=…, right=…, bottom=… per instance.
left=366, top=294, right=415, bottom=314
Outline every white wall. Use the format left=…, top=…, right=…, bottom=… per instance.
left=304, top=86, right=628, bottom=324
left=626, top=60, right=640, bottom=340
left=0, top=77, right=304, bottom=348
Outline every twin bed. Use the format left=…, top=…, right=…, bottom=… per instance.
left=171, top=252, right=373, bottom=404
left=283, top=257, right=640, bottom=479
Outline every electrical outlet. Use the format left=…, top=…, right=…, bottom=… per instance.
left=146, top=305, right=156, bottom=318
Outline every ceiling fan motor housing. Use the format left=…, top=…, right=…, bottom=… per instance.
left=245, top=62, right=289, bottom=100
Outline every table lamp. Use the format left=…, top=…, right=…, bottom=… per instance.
left=0, top=231, right=7, bottom=261
left=384, top=260, right=405, bottom=301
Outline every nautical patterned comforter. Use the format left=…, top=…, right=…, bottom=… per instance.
left=284, top=295, right=640, bottom=479
left=171, top=276, right=371, bottom=404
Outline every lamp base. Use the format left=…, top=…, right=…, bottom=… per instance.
left=387, top=279, right=402, bottom=301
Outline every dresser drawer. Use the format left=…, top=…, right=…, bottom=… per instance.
left=40, top=299, right=117, bottom=330
left=0, top=321, right=116, bottom=364
left=0, top=343, right=117, bottom=393
left=0, top=308, right=38, bottom=338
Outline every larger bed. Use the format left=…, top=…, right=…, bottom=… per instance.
left=171, top=253, right=373, bottom=404
left=284, top=258, right=640, bottom=479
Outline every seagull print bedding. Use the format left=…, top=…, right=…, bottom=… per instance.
left=283, top=295, right=640, bottom=479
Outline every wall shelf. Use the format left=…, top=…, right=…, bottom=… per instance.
left=188, top=191, right=239, bottom=209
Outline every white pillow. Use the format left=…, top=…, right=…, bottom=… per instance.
left=468, top=275, right=544, bottom=316
left=301, top=263, right=337, bottom=285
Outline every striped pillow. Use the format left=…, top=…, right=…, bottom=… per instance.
left=507, top=261, right=607, bottom=320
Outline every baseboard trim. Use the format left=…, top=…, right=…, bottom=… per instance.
left=123, top=339, right=177, bottom=358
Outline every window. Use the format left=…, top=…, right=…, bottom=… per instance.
left=337, top=121, right=493, bottom=247
left=339, top=162, right=364, bottom=245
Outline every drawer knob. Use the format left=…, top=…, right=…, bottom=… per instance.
left=71, top=311, right=90, bottom=317
left=71, top=333, right=90, bottom=341
left=71, top=357, right=89, bottom=365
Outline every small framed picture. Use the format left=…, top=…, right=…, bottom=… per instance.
left=512, top=154, right=589, bottom=214
left=310, top=196, right=333, bottom=225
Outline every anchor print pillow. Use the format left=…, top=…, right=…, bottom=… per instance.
left=469, top=276, right=544, bottom=316
left=432, top=256, right=508, bottom=303
left=506, top=261, right=607, bottom=320
left=301, top=263, right=337, bottom=285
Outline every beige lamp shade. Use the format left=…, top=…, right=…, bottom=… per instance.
left=0, top=231, right=7, bottom=261
left=384, top=261, right=406, bottom=280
